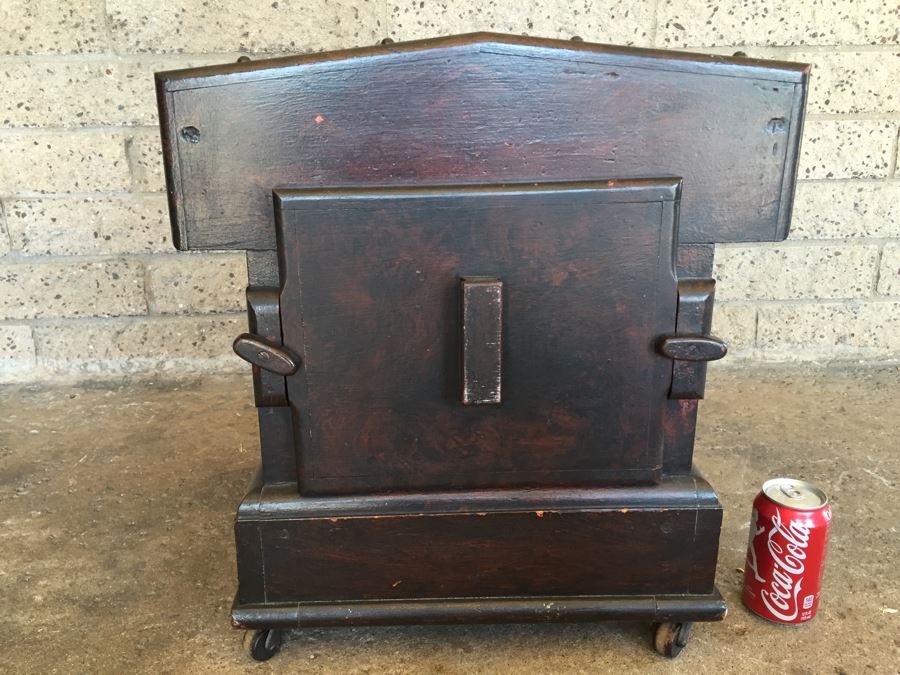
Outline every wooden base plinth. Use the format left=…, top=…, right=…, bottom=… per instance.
left=232, top=469, right=725, bottom=629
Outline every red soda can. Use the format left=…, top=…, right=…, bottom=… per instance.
left=742, top=478, right=832, bottom=624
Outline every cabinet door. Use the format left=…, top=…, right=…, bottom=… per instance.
left=276, top=180, right=679, bottom=494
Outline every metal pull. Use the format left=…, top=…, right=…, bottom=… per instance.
left=233, top=333, right=300, bottom=376
left=659, top=335, right=727, bottom=362
left=460, top=277, right=503, bottom=405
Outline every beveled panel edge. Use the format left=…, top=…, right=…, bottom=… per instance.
left=238, top=471, right=721, bottom=520
left=273, top=178, right=683, bottom=210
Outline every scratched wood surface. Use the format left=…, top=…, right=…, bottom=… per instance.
left=236, top=506, right=722, bottom=603
left=276, top=180, right=679, bottom=494
left=152, top=34, right=812, bottom=638
left=233, top=472, right=723, bottom=607
left=459, top=277, right=504, bottom=406
left=156, top=32, right=808, bottom=251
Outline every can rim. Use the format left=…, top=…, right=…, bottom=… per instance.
left=761, top=477, right=829, bottom=510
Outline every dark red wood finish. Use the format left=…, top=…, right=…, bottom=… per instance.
left=152, top=33, right=809, bottom=649
left=242, top=505, right=719, bottom=602
left=234, top=473, right=723, bottom=609
left=155, top=33, right=808, bottom=251
left=459, top=277, right=504, bottom=406
left=275, top=181, right=678, bottom=494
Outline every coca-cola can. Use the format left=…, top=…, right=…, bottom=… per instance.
left=742, top=477, right=832, bottom=624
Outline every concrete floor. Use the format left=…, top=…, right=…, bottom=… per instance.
left=1, top=368, right=898, bottom=674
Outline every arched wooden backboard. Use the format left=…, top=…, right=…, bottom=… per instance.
left=155, top=32, right=808, bottom=250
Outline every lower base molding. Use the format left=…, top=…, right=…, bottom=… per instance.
left=232, top=589, right=727, bottom=629
left=235, top=471, right=724, bottom=605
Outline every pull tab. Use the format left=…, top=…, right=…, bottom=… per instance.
left=780, top=484, right=805, bottom=500
left=460, top=277, right=503, bottom=405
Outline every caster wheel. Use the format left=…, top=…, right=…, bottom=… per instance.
left=243, top=628, right=283, bottom=662
left=654, top=621, right=692, bottom=658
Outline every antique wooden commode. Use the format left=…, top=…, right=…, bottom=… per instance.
left=155, top=34, right=808, bottom=660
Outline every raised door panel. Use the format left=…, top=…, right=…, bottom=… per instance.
left=276, top=180, right=679, bottom=494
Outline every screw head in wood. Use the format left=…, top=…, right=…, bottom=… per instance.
left=180, top=126, right=201, bottom=143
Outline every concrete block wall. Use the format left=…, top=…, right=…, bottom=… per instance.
left=1, top=0, right=898, bottom=381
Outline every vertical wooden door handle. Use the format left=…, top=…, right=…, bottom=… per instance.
left=460, top=277, right=503, bottom=405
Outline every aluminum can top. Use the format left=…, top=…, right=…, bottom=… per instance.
left=761, top=477, right=829, bottom=510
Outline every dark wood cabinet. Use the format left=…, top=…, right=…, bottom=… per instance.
left=276, top=181, right=680, bottom=494
left=155, top=33, right=808, bottom=660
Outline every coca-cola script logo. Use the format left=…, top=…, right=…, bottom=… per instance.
left=746, top=507, right=810, bottom=621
